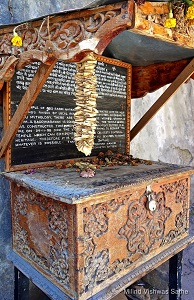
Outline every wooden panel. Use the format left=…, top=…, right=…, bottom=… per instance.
left=9, top=164, right=191, bottom=299
left=0, top=1, right=133, bottom=77
left=131, top=2, right=194, bottom=49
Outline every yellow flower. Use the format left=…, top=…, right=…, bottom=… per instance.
left=164, top=18, right=176, bottom=28
left=186, top=5, right=194, bottom=19
left=11, top=32, right=22, bottom=47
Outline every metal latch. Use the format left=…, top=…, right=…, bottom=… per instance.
left=145, top=185, right=157, bottom=212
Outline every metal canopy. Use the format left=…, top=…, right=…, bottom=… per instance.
left=104, top=31, right=194, bottom=66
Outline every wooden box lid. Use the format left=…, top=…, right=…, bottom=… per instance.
left=4, top=162, right=194, bottom=204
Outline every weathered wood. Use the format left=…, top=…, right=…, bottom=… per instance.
left=0, top=82, right=4, bottom=92
left=5, top=162, right=193, bottom=299
left=0, top=56, right=19, bottom=82
left=0, top=89, right=3, bottom=106
left=0, top=1, right=133, bottom=80
left=131, top=2, right=194, bottom=49
left=8, top=235, right=194, bottom=300
left=0, top=61, right=57, bottom=158
left=130, top=58, right=194, bottom=141
left=3, top=83, right=12, bottom=169
left=132, top=58, right=194, bottom=99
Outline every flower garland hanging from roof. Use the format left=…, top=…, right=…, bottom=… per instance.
left=11, top=22, right=28, bottom=47
left=164, top=4, right=177, bottom=28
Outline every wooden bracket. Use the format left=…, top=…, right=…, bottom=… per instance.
left=0, top=60, right=57, bottom=159
left=130, top=57, right=194, bottom=141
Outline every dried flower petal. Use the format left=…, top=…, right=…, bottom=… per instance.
left=80, top=168, right=95, bottom=178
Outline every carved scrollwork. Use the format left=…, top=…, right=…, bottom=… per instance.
left=161, top=178, right=188, bottom=203
left=84, top=204, right=108, bottom=238
left=161, top=179, right=189, bottom=245
left=82, top=191, right=172, bottom=292
left=82, top=178, right=189, bottom=292
left=84, top=249, right=110, bottom=291
left=22, top=28, right=40, bottom=50
left=0, top=1, right=131, bottom=81
left=119, top=192, right=171, bottom=255
left=12, top=184, right=70, bottom=287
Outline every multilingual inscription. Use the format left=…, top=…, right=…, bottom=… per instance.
left=11, top=59, right=129, bottom=165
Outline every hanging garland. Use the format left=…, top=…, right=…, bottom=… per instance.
left=74, top=53, right=98, bottom=156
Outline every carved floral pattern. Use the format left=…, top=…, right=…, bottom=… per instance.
left=11, top=177, right=189, bottom=295
left=13, top=184, right=70, bottom=287
left=82, top=179, right=188, bottom=292
left=0, top=1, right=130, bottom=80
left=83, top=194, right=133, bottom=292
left=84, top=204, right=108, bottom=238
left=161, top=178, right=188, bottom=203
left=84, top=249, right=109, bottom=291
left=119, top=192, right=171, bottom=255
left=161, top=179, right=189, bottom=245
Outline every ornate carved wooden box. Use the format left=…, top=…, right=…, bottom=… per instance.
left=5, top=162, right=194, bottom=300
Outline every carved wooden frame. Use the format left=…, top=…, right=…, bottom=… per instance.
left=4, top=55, right=131, bottom=171
left=0, top=1, right=133, bottom=83
left=0, top=0, right=134, bottom=164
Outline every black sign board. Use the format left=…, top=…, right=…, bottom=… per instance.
left=8, top=56, right=131, bottom=169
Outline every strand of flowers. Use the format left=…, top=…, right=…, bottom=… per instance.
left=11, top=16, right=52, bottom=47
left=11, top=23, right=27, bottom=47
left=73, top=53, right=98, bottom=156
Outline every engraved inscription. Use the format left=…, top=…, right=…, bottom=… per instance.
left=11, top=60, right=127, bottom=153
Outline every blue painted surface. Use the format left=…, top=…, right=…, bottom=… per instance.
left=0, top=108, right=14, bottom=300
left=0, top=0, right=121, bottom=26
